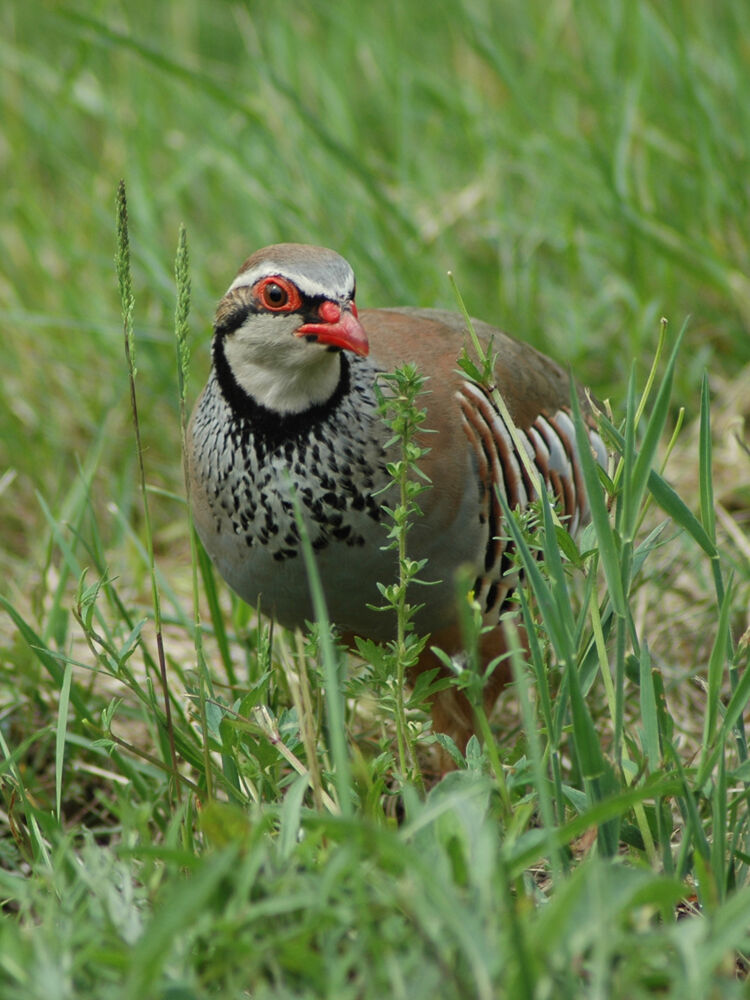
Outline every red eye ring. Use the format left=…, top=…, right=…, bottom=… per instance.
left=254, top=276, right=302, bottom=312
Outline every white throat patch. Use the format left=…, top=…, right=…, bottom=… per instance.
left=222, top=316, right=343, bottom=415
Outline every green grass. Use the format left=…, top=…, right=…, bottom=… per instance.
left=1, top=1, right=750, bottom=996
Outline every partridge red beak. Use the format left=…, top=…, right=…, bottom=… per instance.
left=296, top=302, right=369, bottom=357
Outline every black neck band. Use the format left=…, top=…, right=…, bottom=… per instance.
left=212, top=335, right=351, bottom=451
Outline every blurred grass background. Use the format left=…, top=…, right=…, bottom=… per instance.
left=1, top=1, right=750, bottom=996
left=2, top=0, right=749, bottom=577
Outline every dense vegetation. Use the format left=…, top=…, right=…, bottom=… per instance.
left=1, top=2, right=749, bottom=996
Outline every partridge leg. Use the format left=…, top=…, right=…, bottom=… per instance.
left=410, top=622, right=515, bottom=756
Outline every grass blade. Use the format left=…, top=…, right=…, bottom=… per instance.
left=698, top=373, right=716, bottom=542
left=55, top=659, right=74, bottom=822
left=638, top=640, right=661, bottom=772
left=292, top=491, right=352, bottom=817
left=698, top=581, right=735, bottom=774
left=497, top=492, right=573, bottom=667
left=570, top=390, right=626, bottom=618
left=625, top=321, right=687, bottom=537
left=115, top=180, right=179, bottom=792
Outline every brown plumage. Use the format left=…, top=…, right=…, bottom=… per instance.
left=188, top=244, right=605, bottom=754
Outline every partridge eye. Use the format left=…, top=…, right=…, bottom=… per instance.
left=263, top=282, right=288, bottom=307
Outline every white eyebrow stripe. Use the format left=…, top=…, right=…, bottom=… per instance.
left=227, top=265, right=354, bottom=301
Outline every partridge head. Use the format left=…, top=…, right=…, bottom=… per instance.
left=188, top=244, right=606, bottom=752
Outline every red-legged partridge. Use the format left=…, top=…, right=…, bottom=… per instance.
left=188, top=244, right=606, bottom=751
